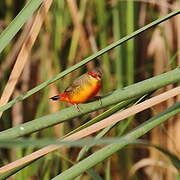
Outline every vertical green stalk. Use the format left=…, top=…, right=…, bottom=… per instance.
left=105, top=159, right=111, bottom=180
left=112, top=2, right=123, bottom=88
left=95, top=0, right=111, bottom=91
left=13, top=148, right=24, bottom=180
left=126, top=1, right=134, bottom=85
left=68, top=0, right=87, bottom=64
left=52, top=0, right=66, bottom=72
left=124, top=1, right=135, bottom=176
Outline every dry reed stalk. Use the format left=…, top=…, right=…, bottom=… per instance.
left=11, top=59, right=30, bottom=128
left=0, top=19, right=33, bottom=80
left=116, top=0, right=177, bottom=11
left=0, top=86, right=179, bottom=173
left=86, top=11, right=99, bottom=53
left=148, top=27, right=167, bottom=180
left=49, top=84, right=61, bottom=136
left=147, top=2, right=179, bottom=179
left=66, top=0, right=89, bottom=55
left=148, top=29, right=167, bottom=175
left=0, top=21, right=6, bottom=33
left=41, top=31, right=68, bottom=165
left=161, top=4, right=179, bottom=180
left=66, top=0, right=94, bottom=70
left=0, top=0, right=53, bottom=118
left=10, top=61, right=31, bottom=165
left=47, top=51, right=61, bottom=136
left=138, top=3, right=147, bottom=27
left=12, top=90, right=23, bottom=127
left=130, top=158, right=178, bottom=178
left=11, top=90, right=24, bottom=164
left=174, top=1, right=180, bottom=156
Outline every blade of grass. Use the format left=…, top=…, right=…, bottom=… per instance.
left=0, top=86, right=179, bottom=174
left=130, top=140, right=180, bottom=171
left=95, top=0, right=111, bottom=90
left=123, top=1, right=135, bottom=173
left=64, top=98, right=138, bottom=138
left=76, top=94, right=151, bottom=161
left=0, top=0, right=53, bottom=118
left=0, top=0, right=43, bottom=54
left=126, top=0, right=134, bottom=85
left=0, top=160, right=38, bottom=180
left=0, top=18, right=33, bottom=80
left=0, top=10, right=179, bottom=113
left=105, top=159, right=111, bottom=180
left=52, top=102, right=180, bottom=180
left=67, top=0, right=89, bottom=56
left=1, top=137, right=179, bottom=179
left=0, top=70, right=180, bottom=139
left=112, top=1, right=123, bottom=88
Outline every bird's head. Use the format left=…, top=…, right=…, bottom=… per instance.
left=87, top=69, right=102, bottom=80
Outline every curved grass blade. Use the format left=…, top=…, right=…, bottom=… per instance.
left=0, top=70, right=180, bottom=139
left=0, top=10, right=179, bottom=113
left=52, top=102, right=180, bottom=180
left=0, top=0, right=43, bottom=54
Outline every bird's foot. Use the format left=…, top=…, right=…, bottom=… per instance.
left=74, top=104, right=81, bottom=112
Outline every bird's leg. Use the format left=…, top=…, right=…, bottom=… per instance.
left=74, top=104, right=81, bottom=112
left=94, top=96, right=102, bottom=106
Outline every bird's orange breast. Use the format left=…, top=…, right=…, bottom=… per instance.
left=66, top=77, right=101, bottom=104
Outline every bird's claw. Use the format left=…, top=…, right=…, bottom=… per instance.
left=74, top=104, right=81, bottom=112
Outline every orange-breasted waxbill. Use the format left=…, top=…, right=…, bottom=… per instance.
left=50, top=70, right=102, bottom=111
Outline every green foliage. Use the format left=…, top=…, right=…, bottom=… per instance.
left=52, top=103, right=180, bottom=179
left=0, top=68, right=180, bottom=139
left=0, top=0, right=179, bottom=179
left=0, top=0, right=43, bottom=53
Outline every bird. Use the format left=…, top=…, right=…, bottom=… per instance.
left=50, top=70, right=102, bottom=111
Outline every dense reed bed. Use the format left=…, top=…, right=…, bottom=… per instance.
left=0, top=0, right=179, bottom=179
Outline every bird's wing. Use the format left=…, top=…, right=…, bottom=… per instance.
left=65, top=74, right=88, bottom=92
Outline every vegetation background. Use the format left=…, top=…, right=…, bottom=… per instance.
left=0, top=0, right=179, bottom=179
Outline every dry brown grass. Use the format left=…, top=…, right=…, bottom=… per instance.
left=0, top=86, right=179, bottom=173
left=0, top=0, right=53, bottom=118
